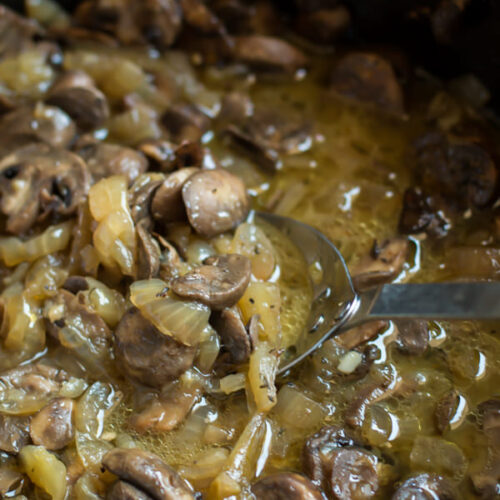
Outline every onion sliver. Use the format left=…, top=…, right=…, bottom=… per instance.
left=0, top=221, right=73, bottom=267
left=130, top=280, right=210, bottom=346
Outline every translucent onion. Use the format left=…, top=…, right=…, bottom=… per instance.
left=79, top=278, right=127, bottom=328
left=1, top=283, right=44, bottom=352
left=20, top=445, right=67, bottom=500
left=361, top=404, right=394, bottom=447
left=273, top=385, right=326, bottom=430
left=64, top=51, right=147, bottom=100
left=0, top=49, right=55, bottom=96
left=108, top=104, right=161, bottom=146
left=59, top=377, right=88, bottom=399
left=195, top=326, right=221, bottom=373
left=0, top=221, right=74, bottom=267
left=209, top=413, right=266, bottom=498
left=74, top=472, right=108, bottom=500
left=239, top=282, right=281, bottom=346
left=0, top=366, right=84, bottom=416
left=75, top=432, right=114, bottom=470
left=24, top=255, right=68, bottom=300
left=179, top=401, right=218, bottom=444
left=179, top=448, right=229, bottom=488
left=212, top=233, right=233, bottom=254
left=203, top=425, right=234, bottom=445
left=130, top=280, right=210, bottom=346
left=75, top=382, right=123, bottom=438
left=89, top=176, right=136, bottom=276
left=248, top=341, right=279, bottom=413
left=231, top=223, right=276, bottom=280
left=46, top=293, right=113, bottom=377
left=89, top=176, right=128, bottom=221
left=98, top=59, right=147, bottom=100
left=219, top=373, right=246, bottom=395
left=409, top=436, right=468, bottom=480
left=185, top=240, right=216, bottom=265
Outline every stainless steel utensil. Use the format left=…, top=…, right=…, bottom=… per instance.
left=257, top=212, right=500, bottom=374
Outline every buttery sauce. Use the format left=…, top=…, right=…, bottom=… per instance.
left=94, top=52, right=500, bottom=498
left=1, top=3, right=500, bottom=496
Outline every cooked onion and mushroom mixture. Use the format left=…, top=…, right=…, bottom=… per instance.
left=1, top=1, right=500, bottom=499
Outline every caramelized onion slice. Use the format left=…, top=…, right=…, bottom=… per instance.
left=19, top=445, right=67, bottom=500
left=130, top=279, right=210, bottom=346
left=0, top=221, right=73, bottom=267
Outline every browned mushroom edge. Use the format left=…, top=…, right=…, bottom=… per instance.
left=0, top=143, right=90, bottom=234
left=171, top=253, right=251, bottom=310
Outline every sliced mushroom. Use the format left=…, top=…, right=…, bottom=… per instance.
left=180, top=0, right=227, bottom=36
left=302, top=425, right=361, bottom=487
left=336, top=320, right=388, bottom=350
left=102, top=448, right=195, bottom=500
left=162, top=104, right=210, bottom=143
left=114, top=308, right=196, bottom=388
left=0, top=363, right=72, bottom=416
left=136, top=222, right=161, bottom=280
left=414, top=132, right=497, bottom=209
left=223, top=109, right=312, bottom=172
left=133, top=0, right=184, bottom=49
left=0, top=104, right=76, bottom=155
left=175, top=141, right=206, bottom=169
left=211, top=307, right=253, bottom=363
left=62, top=275, right=89, bottom=295
left=435, top=390, right=468, bottom=434
left=29, top=397, right=74, bottom=450
left=232, top=35, right=308, bottom=73
left=50, top=25, right=119, bottom=47
left=158, top=236, right=185, bottom=281
left=395, top=320, right=430, bottom=356
left=45, top=289, right=113, bottom=372
left=345, top=380, right=397, bottom=428
left=129, top=378, right=201, bottom=433
left=392, top=473, right=459, bottom=500
left=151, top=167, right=199, bottom=224
left=182, top=169, right=249, bottom=237
left=330, top=52, right=404, bottom=116
left=0, top=414, right=31, bottom=453
left=398, top=187, right=449, bottom=237
left=328, top=448, right=381, bottom=500
left=0, top=467, right=25, bottom=497
left=46, top=70, right=109, bottom=131
left=75, top=0, right=183, bottom=49
left=0, top=143, right=90, bottom=234
left=224, top=125, right=279, bottom=172
left=295, top=6, right=351, bottom=45
left=0, top=5, right=43, bottom=60
left=139, top=139, right=177, bottom=172
left=351, top=238, right=409, bottom=291
left=108, top=480, right=154, bottom=500
left=171, top=254, right=251, bottom=310
left=76, top=142, right=148, bottom=185
left=251, top=472, right=323, bottom=500
left=129, top=176, right=164, bottom=223
left=471, top=399, right=500, bottom=496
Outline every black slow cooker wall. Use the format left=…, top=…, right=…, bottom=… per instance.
left=276, top=0, right=500, bottom=111
left=4, top=0, right=500, bottom=111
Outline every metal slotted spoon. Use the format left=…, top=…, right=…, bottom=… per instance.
left=256, top=212, right=500, bottom=375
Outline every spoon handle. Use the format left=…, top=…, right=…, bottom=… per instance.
left=351, top=282, right=500, bottom=326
